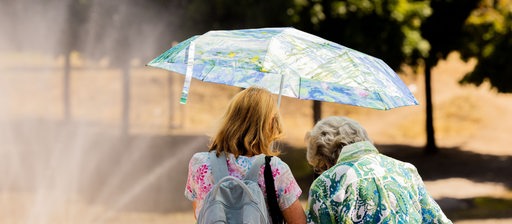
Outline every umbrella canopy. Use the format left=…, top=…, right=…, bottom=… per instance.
left=147, top=27, right=418, bottom=110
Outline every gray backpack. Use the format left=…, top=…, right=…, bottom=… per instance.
left=197, top=151, right=270, bottom=224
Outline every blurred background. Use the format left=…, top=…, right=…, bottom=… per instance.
left=1, top=0, right=511, bottom=223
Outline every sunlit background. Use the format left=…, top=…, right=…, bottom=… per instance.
left=1, top=0, right=511, bottom=223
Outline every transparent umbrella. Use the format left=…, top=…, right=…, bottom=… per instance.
left=147, top=27, right=418, bottom=109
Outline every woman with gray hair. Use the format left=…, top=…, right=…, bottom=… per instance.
left=305, top=116, right=451, bottom=224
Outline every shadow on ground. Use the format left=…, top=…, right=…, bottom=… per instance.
left=377, top=144, right=512, bottom=188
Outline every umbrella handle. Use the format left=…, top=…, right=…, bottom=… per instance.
left=181, top=41, right=196, bottom=104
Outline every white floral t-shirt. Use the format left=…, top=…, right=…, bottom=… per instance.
left=185, top=152, right=302, bottom=218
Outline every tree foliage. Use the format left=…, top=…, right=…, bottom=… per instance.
left=289, top=0, right=431, bottom=71
left=421, top=0, right=480, bottom=65
left=459, top=0, right=512, bottom=92
left=180, top=0, right=295, bottom=38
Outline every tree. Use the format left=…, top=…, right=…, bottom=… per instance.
left=420, top=0, right=480, bottom=153
left=76, top=0, right=179, bottom=135
left=420, top=0, right=512, bottom=153
left=61, top=0, right=91, bottom=121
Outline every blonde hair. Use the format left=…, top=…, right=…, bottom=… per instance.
left=305, top=116, right=371, bottom=173
left=209, top=87, right=283, bottom=157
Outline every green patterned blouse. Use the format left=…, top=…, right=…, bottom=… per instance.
left=306, top=141, right=452, bottom=224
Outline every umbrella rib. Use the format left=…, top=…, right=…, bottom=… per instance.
left=374, top=91, right=388, bottom=110
left=298, top=77, right=302, bottom=100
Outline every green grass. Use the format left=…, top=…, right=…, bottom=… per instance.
left=447, top=197, right=512, bottom=221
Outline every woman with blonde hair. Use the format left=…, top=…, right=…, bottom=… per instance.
left=185, top=86, right=306, bottom=223
left=305, top=116, right=451, bottom=224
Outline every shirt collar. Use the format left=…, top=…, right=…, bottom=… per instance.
left=336, top=141, right=378, bottom=164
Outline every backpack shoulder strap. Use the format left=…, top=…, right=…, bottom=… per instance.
left=265, top=156, right=284, bottom=224
left=209, top=151, right=229, bottom=183
left=245, top=154, right=265, bottom=182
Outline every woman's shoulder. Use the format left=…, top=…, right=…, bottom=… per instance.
left=189, top=152, right=211, bottom=166
left=383, top=154, right=419, bottom=172
left=191, top=151, right=209, bottom=159
left=267, top=155, right=284, bottom=163
left=267, top=155, right=292, bottom=170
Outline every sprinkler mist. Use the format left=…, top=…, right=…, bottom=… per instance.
left=0, top=0, right=204, bottom=223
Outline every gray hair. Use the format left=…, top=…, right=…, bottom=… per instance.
left=305, top=116, right=371, bottom=173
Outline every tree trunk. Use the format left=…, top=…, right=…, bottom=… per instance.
left=121, top=64, right=131, bottom=136
left=424, top=60, right=438, bottom=154
left=63, top=52, right=71, bottom=122
left=313, top=101, right=322, bottom=126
